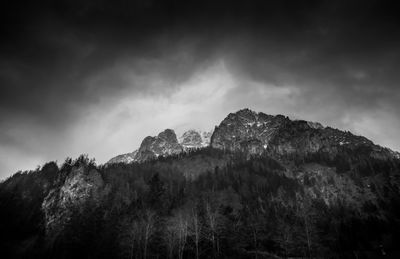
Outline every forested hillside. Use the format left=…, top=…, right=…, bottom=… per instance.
left=1, top=146, right=400, bottom=258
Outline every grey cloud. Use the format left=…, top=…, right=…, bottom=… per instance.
left=1, top=0, right=400, bottom=178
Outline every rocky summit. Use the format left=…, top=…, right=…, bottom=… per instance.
left=211, top=108, right=289, bottom=154
left=108, top=129, right=212, bottom=164
left=107, top=129, right=182, bottom=164
left=135, top=129, right=183, bottom=161
left=211, top=108, right=397, bottom=162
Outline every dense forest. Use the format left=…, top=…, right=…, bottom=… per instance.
left=1, top=148, right=400, bottom=258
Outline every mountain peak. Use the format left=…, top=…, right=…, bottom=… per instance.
left=179, top=129, right=212, bottom=150
left=211, top=110, right=287, bottom=153
left=107, top=129, right=182, bottom=164
left=236, top=108, right=257, bottom=115
left=158, top=128, right=177, bottom=141
left=227, top=108, right=259, bottom=121
left=135, top=129, right=182, bottom=161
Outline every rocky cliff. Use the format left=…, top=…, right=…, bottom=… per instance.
left=42, top=163, right=104, bottom=236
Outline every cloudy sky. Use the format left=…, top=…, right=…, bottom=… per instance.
left=1, top=0, right=400, bottom=179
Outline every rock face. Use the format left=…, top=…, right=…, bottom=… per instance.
left=200, top=131, right=212, bottom=146
left=179, top=129, right=212, bottom=150
left=107, top=129, right=183, bottom=164
left=211, top=108, right=289, bottom=154
left=42, top=165, right=104, bottom=235
left=180, top=130, right=202, bottom=148
left=211, top=108, right=397, bottom=160
left=135, top=129, right=183, bottom=161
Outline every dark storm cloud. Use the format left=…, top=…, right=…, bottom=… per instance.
left=217, top=0, right=400, bottom=132
left=1, top=0, right=400, bottom=178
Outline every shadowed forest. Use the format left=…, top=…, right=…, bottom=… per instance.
left=1, top=148, right=400, bottom=259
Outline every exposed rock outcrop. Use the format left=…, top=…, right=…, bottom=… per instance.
left=135, top=129, right=183, bottom=161
left=210, top=108, right=289, bottom=154
left=179, top=129, right=212, bottom=150
left=42, top=165, right=104, bottom=236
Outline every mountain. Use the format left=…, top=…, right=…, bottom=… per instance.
left=212, top=108, right=397, bottom=161
left=135, top=129, right=183, bottom=161
left=109, top=108, right=396, bottom=165
left=106, top=150, right=138, bottom=164
left=107, top=129, right=182, bottom=164
left=1, top=108, right=400, bottom=259
left=108, top=129, right=212, bottom=164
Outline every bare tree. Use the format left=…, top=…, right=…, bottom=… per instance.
left=189, top=208, right=202, bottom=259
left=142, top=210, right=156, bottom=259
left=204, top=199, right=222, bottom=257
left=164, top=223, right=176, bottom=259
left=296, top=193, right=315, bottom=258
left=165, top=210, right=190, bottom=259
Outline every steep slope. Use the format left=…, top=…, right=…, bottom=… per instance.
left=42, top=163, right=104, bottom=236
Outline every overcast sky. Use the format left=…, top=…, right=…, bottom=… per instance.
left=1, top=0, right=400, bottom=179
